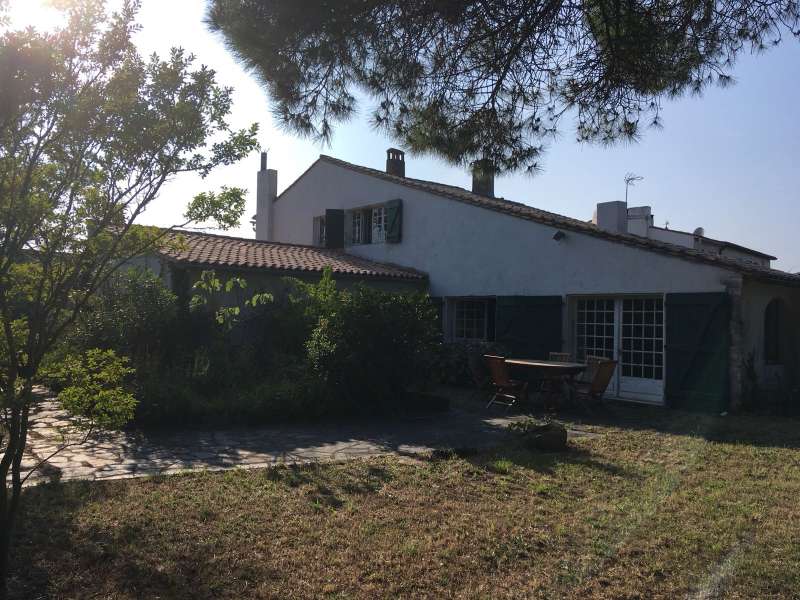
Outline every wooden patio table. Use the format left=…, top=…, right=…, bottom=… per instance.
left=504, top=359, right=587, bottom=405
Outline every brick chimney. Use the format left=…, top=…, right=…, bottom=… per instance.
left=386, top=148, right=405, bottom=177
left=471, top=159, right=495, bottom=198
left=255, top=152, right=277, bottom=241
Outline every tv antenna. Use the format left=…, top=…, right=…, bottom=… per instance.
left=624, top=172, right=644, bottom=205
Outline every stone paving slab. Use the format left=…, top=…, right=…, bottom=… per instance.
left=20, top=393, right=532, bottom=486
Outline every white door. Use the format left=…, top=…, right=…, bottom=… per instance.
left=574, top=298, right=618, bottom=397
left=617, top=298, right=665, bottom=404
left=574, top=296, right=665, bottom=404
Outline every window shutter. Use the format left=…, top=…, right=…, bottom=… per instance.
left=664, top=292, right=730, bottom=412
left=495, top=296, right=562, bottom=358
left=486, top=298, right=497, bottom=341
left=385, top=199, right=403, bottom=243
left=325, top=209, right=345, bottom=249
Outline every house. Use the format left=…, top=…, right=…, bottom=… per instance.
left=246, top=148, right=800, bottom=411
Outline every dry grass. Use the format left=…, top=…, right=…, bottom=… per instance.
left=9, top=405, right=800, bottom=599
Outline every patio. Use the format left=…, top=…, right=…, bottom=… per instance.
left=22, top=389, right=542, bottom=485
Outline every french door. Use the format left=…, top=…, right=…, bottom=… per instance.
left=575, top=296, right=665, bottom=404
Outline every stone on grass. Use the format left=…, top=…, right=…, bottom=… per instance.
left=520, top=422, right=568, bottom=451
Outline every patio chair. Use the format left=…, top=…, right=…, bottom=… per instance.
left=467, top=351, right=491, bottom=399
left=575, top=359, right=618, bottom=403
left=548, top=352, right=572, bottom=362
left=578, top=355, right=607, bottom=383
left=483, top=355, right=529, bottom=409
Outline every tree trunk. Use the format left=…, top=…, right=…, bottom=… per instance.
left=0, top=512, right=11, bottom=600
left=0, top=397, right=28, bottom=600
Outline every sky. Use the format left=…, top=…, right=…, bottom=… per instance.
left=8, top=0, right=800, bottom=272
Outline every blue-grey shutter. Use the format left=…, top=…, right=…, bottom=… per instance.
left=325, top=209, right=344, bottom=249
left=385, top=199, right=402, bottom=243
left=664, top=292, right=730, bottom=412
left=495, top=296, right=562, bottom=358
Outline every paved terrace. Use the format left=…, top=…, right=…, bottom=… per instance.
left=21, top=390, right=529, bottom=485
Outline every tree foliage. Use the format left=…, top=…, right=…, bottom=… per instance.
left=208, top=0, right=800, bottom=173
left=0, top=0, right=258, bottom=590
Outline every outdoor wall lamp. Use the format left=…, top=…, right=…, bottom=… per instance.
left=552, top=230, right=566, bottom=242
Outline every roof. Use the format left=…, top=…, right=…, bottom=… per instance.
left=304, top=155, right=800, bottom=286
left=158, top=230, right=426, bottom=281
left=649, top=225, right=777, bottom=260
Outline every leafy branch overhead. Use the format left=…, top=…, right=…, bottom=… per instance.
left=208, top=0, right=800, bottom=173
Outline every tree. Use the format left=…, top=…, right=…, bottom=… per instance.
left=0, top=0, right=258, bottom=592
left=207, top=0, right=800, bottom=174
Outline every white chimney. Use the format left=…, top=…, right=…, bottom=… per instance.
left=255, top=152, right=277, bottom=241
left=594, top=201, right=628, bottom=234
left=627, top=205, right=653, bottom=237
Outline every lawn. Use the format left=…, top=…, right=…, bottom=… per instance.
left=8, top=404, right=800, bottom=599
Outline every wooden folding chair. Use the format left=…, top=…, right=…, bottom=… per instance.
left=483, top=355, right=528, bottom=409
left=579, top=355, right=607, bottom=384
left=575, top=359, right=618, bottom=403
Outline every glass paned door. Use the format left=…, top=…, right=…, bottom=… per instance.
left=574, top=296, right=665, bottom=404
left=575, top=298, right=618, bottom=396
left=618, top=298, right=664, bottom=402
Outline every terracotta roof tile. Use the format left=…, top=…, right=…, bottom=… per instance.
left=159, top=230, right=426, bottom=281
left=311, top=155, right=800, bottom=287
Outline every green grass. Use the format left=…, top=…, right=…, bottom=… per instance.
left=8, top=405, right=800, bottom=599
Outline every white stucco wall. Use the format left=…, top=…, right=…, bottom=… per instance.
left=272, top=160, right=737, bottom=298
left=740, top=278, right=800, bottom=387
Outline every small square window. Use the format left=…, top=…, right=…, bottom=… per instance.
left=454, top=299, right=488, bottom=341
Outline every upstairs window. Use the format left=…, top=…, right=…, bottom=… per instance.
left=351, top=210, right=364, bottom=244
left=345, top=200, right=402, bottom=245
left=313, top=215, right=326, bottom=247
left=372, top=206, right=387, bottom=243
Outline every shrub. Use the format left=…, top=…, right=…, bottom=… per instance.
left=305, top=281, right=440, bottom=413
left=45, top=348, right=137, bottom=430
left=70, top=268, right=181, bottom=360
left=433, top=340, right=508, bottom=386
left=56, top=266, right=441, bottom=426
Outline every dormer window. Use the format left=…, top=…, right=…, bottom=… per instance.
left=313, top=215, right=326, bottom=247
left=351, top=210, right=364, bottom=244
left=345, top=199, right=402, bottom=245
left=372, top=206, right=387, bottom=244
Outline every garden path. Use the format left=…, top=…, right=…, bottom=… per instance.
left=21, top=390, right=530, bottom=485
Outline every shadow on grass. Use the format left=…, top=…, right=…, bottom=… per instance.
left=8, top=479, right=126, bottom=599
left=429, top=439, right=638, bottom=481
left=459, top=383, right=800, bottom=450
left=554, top=400, right=800, bottom=449
left=8, top=462, right=397, bottom=599
left=265, top=461, right=394, bottom=509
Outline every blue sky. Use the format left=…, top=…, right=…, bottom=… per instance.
left=10, top=0, right=800, bottom=272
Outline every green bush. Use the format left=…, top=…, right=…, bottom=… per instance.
left=57, top=266, right=441, bottom=426
left=433, top=340, right=508, bottom=386
left=304, top=279, right=440, bottom=413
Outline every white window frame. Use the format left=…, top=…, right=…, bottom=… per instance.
left=453, top=298, right=489, bottom=341
left=371, top=206, right=387, bottom=244
left=313, top=215, right=326, bottom=247
left=351, top=210, right=363, bottom=244
left=570, top=295, right=666, bottom=404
